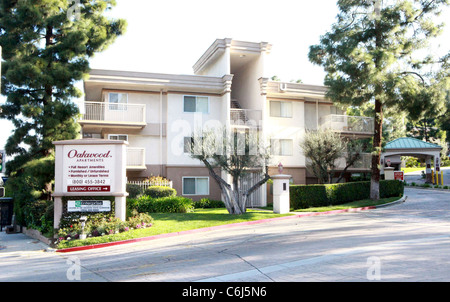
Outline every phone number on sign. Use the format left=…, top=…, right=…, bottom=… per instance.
left=67, top=179, right=110, bottom=185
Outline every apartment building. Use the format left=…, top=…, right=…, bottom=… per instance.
left=80, top=38, right=374, bottom=205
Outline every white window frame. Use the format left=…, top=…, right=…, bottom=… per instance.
left=182, top=176, right=210, bottom=196
left=108, top=134, right=129, bottom=141
left=108, top=92, right=128, bottom=111
left=270, top=101, right=293, bottom=118
left=271, top=139, right=294, bottom=156
left=183, top=95, right=210, bottom=114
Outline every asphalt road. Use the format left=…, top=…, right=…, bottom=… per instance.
left=1, top=187, right=450, bottom=284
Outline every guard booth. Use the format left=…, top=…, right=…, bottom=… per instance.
left=0, top=197, right=13, bottom=232
left=381, top=137, right=442, bottom=184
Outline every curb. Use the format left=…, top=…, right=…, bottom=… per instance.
left=56, top=195, right=407, bottom=253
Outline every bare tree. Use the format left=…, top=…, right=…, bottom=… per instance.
left=188, top=127, right=271, bottom=215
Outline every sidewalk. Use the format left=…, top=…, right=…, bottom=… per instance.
left=0, top=231, right=50, bottom=253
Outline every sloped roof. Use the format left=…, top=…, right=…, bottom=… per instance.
left=385, top=137, right=442, bottom=150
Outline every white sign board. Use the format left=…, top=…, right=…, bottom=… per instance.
left=67, top=200, right=111, bottom=213
left=62, top=145, right=116, bottom=193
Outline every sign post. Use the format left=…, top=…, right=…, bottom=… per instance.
left=52, top=139, right=128, bottom=230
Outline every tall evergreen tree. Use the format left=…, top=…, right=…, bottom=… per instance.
left=0, top=0, right=126, bottom=199
left=309, top=0, right=450, bottom=199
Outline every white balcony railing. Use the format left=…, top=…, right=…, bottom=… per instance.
left=127, top=147, right=146, bottom=169
left=81, top=101, right=146, bottom=125
left=230, top=109, right=262, bottom=127
left=320, top=115, right=374, bottom=135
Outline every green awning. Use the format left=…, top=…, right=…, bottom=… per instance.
left=385, top=137, right=442, bottom=150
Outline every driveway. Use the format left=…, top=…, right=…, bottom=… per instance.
left=404, top=166, right=450, bottom=185
left=1, top=187, right=449, bottom=283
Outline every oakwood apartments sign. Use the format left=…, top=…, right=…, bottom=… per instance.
left=52, top=139, right=128, bottom=229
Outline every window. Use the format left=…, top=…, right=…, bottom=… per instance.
left=270, top=101, right=292, bottom=118
left=182, top=177, right=209, bottom=195
left=271, top=139, right=293, bottom=156
left=108, top=134, right=128, bottom=141
left=109, top=92, right=128, bottom=110
left=184, top=96, right=209, bottom=113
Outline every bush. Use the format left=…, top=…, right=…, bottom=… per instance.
left=326, top=181, right=371, bottom=205
left=128, top=195, right=194, bottom=213
left=290, top=180, right=404, bottom=209
left=193, top=198, right=225, bottom=209
left=143, top=186, right=177, bottom=198
left=57, top=212, right=154, bottom=243
left=126, top=184, right=143, bottom=198
left=290, top=185, right=328, bottom=209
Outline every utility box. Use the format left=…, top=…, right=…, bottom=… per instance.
left=272, top=174, right=291, bottom=214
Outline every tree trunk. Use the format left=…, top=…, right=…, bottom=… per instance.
left=371, top=9, right=383, bottom=200
left=371, top=98, right=383, bottom=200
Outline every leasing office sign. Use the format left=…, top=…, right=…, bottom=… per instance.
left=62, top=145, right=116, bottom=193
left=53, top=139, right=128, bottom=229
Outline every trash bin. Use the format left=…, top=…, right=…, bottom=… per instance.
left=0, top=198, right=14, bottom=232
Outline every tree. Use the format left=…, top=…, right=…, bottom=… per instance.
left=0, top=0, right=126, bottom=200
left=309, top=0, right=450, bottom=199
left=300, top=129, right=365, bottom=184
left=188, top=127, right=271, bottom=215
left=406, top=117, right=441, bottom=142
left=301, top=129, right=345, bottom=184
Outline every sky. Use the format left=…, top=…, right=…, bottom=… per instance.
left=89, top=0, right=340, bottom=83
left=0, top=0, right=449, bottom=153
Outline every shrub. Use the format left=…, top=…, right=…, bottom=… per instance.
left=193, top=198, right=226, bottom=209
left=380, top=180, right=404, bottom=198
left=143, top=186, right=177, bottom=198
left=126, top=184, right=143, bottom=198
left=57, top=212, right=154, bottom=243
left=290, top=180, right=403, bottom=209
left=128, top=196, right=194, bottom=213
left=326, top=181, right=371, bottom=205
left=290, top=184, right=328, bottom=209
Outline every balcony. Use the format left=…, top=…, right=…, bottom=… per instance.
left=127, top=147, right=146, bottom=171
left=320, top=115, right=374, bottom=137
left=230, top=109, right=262, bottom=129
left=79, top=101, right=146, bottom=129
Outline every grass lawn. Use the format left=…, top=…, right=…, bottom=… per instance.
left=401, top=167, right=425, bottom=173
left=57, top=196, right=402, bottom=249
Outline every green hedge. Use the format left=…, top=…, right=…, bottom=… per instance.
left=193, top=198, right=226, bottom=209
left=143, top=186, right=177, bottom=198
left=290, top=180, right=404, bottom=210
left=127, top=196, right=194, bottom=213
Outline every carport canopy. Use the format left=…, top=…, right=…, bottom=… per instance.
left=381, top=137, right=442, bottom=181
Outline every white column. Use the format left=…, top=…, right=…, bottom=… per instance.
left=115, top=196, right=126, bottom=222
left=272, top=174, right=291, bottom=214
